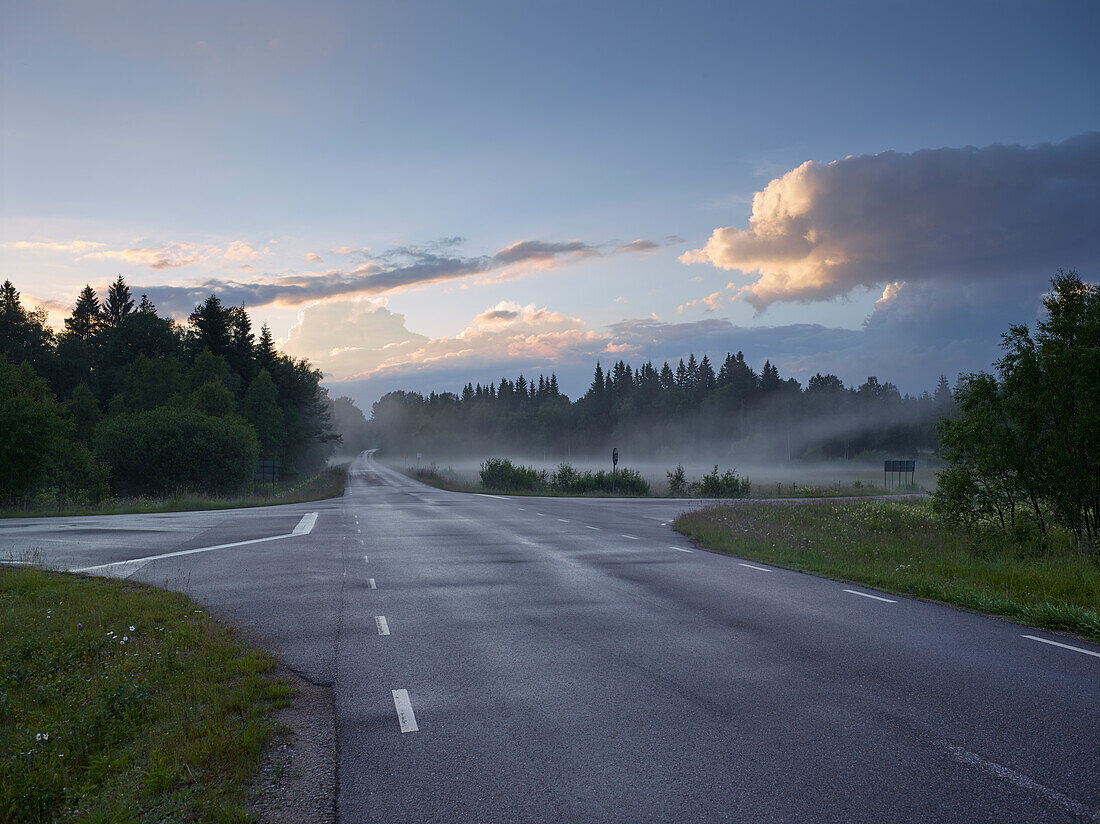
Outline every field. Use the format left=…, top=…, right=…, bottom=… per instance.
left=675, top=499, right=1100, bottom=641
left=388, top=457, right=934, bottom=498
left=0, top=566, right=292, bottom=823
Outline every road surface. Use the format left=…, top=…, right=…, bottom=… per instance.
left=2, top=451, right=1097, bottom=823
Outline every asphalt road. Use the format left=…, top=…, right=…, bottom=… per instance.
left=2, top=452, right=1098, bottom=823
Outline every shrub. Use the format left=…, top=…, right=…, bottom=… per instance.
left=667, top=465, right=687, bottom=496
left=479, top=458, right=546, bottom=492
left=549, top=462, right=581, bottom=493
left=96, top=407, right=259, bottom=495
left=695, top=465, right=751, bottom=498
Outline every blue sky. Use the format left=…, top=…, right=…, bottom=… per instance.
left=2, top=0, right=1098, bottom=406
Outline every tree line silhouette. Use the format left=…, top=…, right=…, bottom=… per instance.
left=366, top=351, right=957, bottom=463
left=1, top=277, right=335, bottom=504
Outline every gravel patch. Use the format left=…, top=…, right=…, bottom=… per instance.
left=249, top=666, right=336, bottom=824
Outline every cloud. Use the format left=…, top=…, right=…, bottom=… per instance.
left=84, top=241, right=204, bottom=270
left=682, top=133, right=1100, bottom=309
left=304, top=252, right=323, bottom=263
left=491, top=239, right=598, bottom=268
left=2, top=240, right=106, bottom=254
left=283, top=297, right=610, bottom=383
left=677, top=291, right=724, bottom=313
left=223, top=240, right=261, bottom=262
left=138, top=235, right=666, bottom=316
left=615, top=239, right=660, bottom=254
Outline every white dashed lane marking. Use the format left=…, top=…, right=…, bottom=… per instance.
left=392, top=689, right=419, bottom=733
left=1022, top=635, right=1100, bottom=659
left=375, top=616, right=390, bottom=636
left=738, top=562, right=772, bottom=572
left=843, top=589, right=896, bottom=603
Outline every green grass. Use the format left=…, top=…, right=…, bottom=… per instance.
left=674, top=499, right=1100, bottom=641
left=0, top=567, right=293, bottom=823
left=1, top=466, right=347, bottom=519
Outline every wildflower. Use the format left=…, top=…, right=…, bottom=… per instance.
left=129, top=626, right=135, bottom=632
left=77, top=622, right=82, bottom=629
left=36, top=732, right=48, bottom=741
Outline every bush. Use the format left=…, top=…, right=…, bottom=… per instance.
left=693, top=465, right=751, bottom=498
left=667, top=465, right=687, bottom=496
left=96, top=407, right=259, bottom=495
left=549, top=462, right=581, bottom=493
left=547, top=463, right=651, bottom=496
left=479, top=458, right=546, bottom=492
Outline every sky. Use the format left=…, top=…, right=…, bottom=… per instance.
left=2, top=0, right=1098, bottom=408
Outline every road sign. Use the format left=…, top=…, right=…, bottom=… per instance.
left=612, top=448, right=618, bottom=467
left=254, top=459, right=280, bottom=483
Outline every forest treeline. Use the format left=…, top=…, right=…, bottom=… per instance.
left=365, top=349, right=957, bottom=463
left=0, top=277, right=338, bottom=505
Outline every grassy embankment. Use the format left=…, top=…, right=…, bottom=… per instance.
left=675, top=499, right=1100, bottom=641
left=1, top=466, right=347, bottom=520
left=0, top=566, right=292, bottom=823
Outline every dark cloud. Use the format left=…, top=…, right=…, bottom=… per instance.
left=490, top=240, right=598, bottom=266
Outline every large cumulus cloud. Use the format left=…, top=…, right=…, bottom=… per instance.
left=681, top=133, right=1100, bottom=309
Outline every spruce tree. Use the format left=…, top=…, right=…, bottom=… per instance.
left=65, top=286, right=103, bottom=340
left=102, top=275, right=134, bottom=328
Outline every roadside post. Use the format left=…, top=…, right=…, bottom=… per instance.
left=612, top=447, right=618, bottom=493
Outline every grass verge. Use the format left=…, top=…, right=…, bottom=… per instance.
left=1, top=466, right=347, bottom=519
left=0, top=566, right=293, bottom=823
left=674, top=499, right=1100, bottom=641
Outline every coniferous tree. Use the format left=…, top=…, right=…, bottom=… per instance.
left=102, top=276, right=134, bottom=328
left=65, top=286, right=103, bottom=340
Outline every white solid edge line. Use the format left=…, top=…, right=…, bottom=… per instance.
left=843, top=588, right=897, bottom=603
left=622, top=534, right=639, bottom=540
left=1022, top=635, right=1100, bottom=659
left=392, top=689, right=419, bottom=733
left=670, top=546, right=694, bottom=553
left=375, top=616, right=390, bottom=635
left=75, top=533, right=296, bottom=573
left=476, top=493, right=509, bottom=500
left=293, top=512, right=318, bottom=535
left=367, top=578, right=376, bottom=589
left=738, top=562, right=772, bottom=572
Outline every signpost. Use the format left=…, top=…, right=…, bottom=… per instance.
left=612, top=448, right=618, bottom=493
left=883, top=459, right=916, bottom=489
left=254, top=459, right=280, bottom=489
